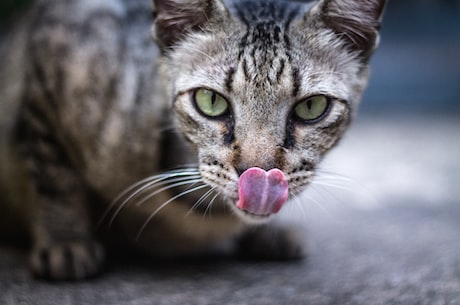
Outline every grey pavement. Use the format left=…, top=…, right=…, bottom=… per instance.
left=1, top=116, right=460, bottom=305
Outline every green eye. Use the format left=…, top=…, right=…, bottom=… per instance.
left=294, top=95, right=330, bottom=122
left=194, top=88, right=229, bottom=117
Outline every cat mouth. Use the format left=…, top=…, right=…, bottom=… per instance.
left=235, top=167, right=289, bottom=218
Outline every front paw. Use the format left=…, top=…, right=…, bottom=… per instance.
left=237, top=225, right=306, bottom=261
left=30, top=241, right=105, bottom=280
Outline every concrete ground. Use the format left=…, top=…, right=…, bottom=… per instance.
left=1, top=116, right=460, bottom=305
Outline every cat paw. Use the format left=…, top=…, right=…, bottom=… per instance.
left=30, top=241, right=105, bottom=280
left=237, top=225, right=306, bottom=261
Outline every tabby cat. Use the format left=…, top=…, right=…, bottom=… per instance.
left=0, top=0, right=385, bottom=280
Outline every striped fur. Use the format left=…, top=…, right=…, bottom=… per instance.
left=0, top=0, right=385, bottom=280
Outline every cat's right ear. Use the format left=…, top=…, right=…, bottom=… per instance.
left=152, top=0, right=228, bottom=51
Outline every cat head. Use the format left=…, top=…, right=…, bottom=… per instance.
left=152, top=0, right=385, bottom=222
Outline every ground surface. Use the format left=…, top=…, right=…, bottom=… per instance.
left=1, top=117, right=459, bottom=305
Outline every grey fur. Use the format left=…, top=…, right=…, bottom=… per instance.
left=0, top=0, right=385, bottom=280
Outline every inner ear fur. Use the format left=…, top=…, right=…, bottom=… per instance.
left=317, top=0, right=386, bottom=59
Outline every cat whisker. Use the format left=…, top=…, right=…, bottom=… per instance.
left=124, top=174, right=201, bottom=208
left=312, top=180, right=355, bottom=192
left=288, top=193, right=308, bottom=221
left=315, top=169, right=358, bottom=183
left=312, top=169, right=380, bottom=208
left=310, top=177, right=357, bottom=207
left=314, top=171, right=372, bottom=196
left=107, top=176, right=202, bottom=227
left=202, top=192, right=222, bottom=220
left=99, top=174, right=175, bottom=228
left=99, top=169, right=200, bottom=228
left=296, top=190, right=331, bottom=217
left=136, top=184, right=210, bottom=241
left=186, top=186, right=217, bottom=217
left=112, top=169, right=200, bottom=206
left=134, top=178, right=203, bottom=207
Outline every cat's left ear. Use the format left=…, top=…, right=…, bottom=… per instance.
left=152, top=0, right=228, bottom=51
left=309, top=0, right=386, bottom=60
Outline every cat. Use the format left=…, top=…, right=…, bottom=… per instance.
left=0, top=0, right=385, bottom=280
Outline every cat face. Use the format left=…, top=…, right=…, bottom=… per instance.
left=153, top=0, right=385, bottom=222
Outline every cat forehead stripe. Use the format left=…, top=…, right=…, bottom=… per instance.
left=229, top=1, right=304, bottom=95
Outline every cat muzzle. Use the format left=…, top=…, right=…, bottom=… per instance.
left=236, top=167, right=289, bottom=217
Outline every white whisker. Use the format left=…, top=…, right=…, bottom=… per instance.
left=186, top=186, right=217, bottom=217
left=299, top=190, right=332, bottom=217
left=107, top=176, right=201, bottom=227
left=315, top=169, right=357, bottom=183
left=288, top=193, right=308, bottom=221
left=99, top=175, right=166, bottom=227
left=312, top=169, right=380, bottom=209
left=135, top=184, right=209, bottom=241
left=314, top=172, right=374, bottom=196
left=134, top=178, right=203, bottom=207
left=202, top=192, right=221, bottom=220
left=312, top=180, right=356, bottom=192
left=99, top=169, right=200, bottom=228
left=127, top=174, right=200, bottom=206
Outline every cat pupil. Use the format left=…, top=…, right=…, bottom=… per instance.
left=211, top=91, right=217, bottom=105
left=307, top=100, right=313, bottom=110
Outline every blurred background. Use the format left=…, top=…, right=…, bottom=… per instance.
left=362, top=0, right=460, bottom=116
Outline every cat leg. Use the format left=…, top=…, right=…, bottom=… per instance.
left=28, top=175, right=105, bottom=280
left=16, top=115, right=105, bottom=280
left=236, top=225, right=306, bottom=261
left=29, top=194, right=105, bottom=280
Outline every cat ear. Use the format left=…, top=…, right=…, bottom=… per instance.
left=152, top=0, right=227, bottom=50
left=313, top=0, right=386, bottom=59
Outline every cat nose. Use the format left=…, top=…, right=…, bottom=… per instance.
left=233, top=141, right=285, bottom=176
left=234, top=156, right=281, bottom=177
left=235, top=165, right=274, bottom=177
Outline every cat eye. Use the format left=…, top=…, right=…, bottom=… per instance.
left=194, top=88, right=229, bottom=118
left=293, top=95, right=330, bottom=123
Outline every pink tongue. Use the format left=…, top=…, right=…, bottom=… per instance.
left=236, top=167, right=289, bottom=216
